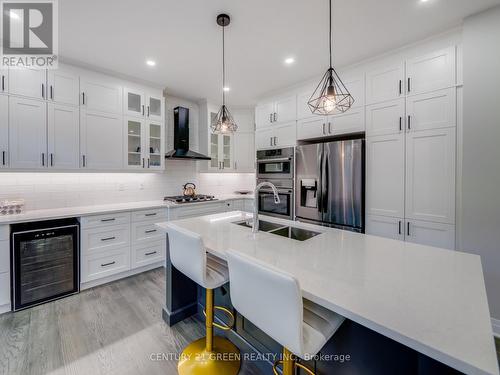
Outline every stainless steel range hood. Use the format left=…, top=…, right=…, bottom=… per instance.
left=165, top=106, right=211, bottom=160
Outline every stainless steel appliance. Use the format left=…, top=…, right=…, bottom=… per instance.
left=11, top=218, right=80, bottom=311
left=295, top=139, right=364, bottom=232
left=256, top=147, right=294, bottom=180
left=164, top=194, right=217, bottom=204
left=256, top=179, right=294, bottom=220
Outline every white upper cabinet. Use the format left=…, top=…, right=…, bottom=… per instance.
left=146, top=121, right=164, bottom=170
left=297, top=116, right=327, bottom=140
left=366, top=98, right=405, bottom=136
left=125, top=118, right=145, bottom=169
left=365, top=63, right=404, bottom=105
left=255, top=101, right=275, bottom=128
left=255, top=128, right=274, bottom=150
left=405, top=127, right=455, bottom=224
left=9, top=97, right=47, bottom=169
left=0, top=95, right=8, bottom=168
left=124, top=88, right=145, bottom=118
left=8, top=68, right=47, bottom=100
left=404, top=220, right=455, bottom=250
left=146, top=94, right=164, bottom=122
left=209, top=133, right=234, bottom=171
left=48, top=104, right=80, bottom=169
left=274, top=94, right=296, bottom=124
left=341, top=73, right=365, bottom=108
left=47, top=67, right=80, bottom=106
left=406, top=88, right=456, bottom=132
left=366, top=134, right=405, bottom=218
left=406, top=47, right=456, bottom=95
left=330, top=107, right=365, bottom=135
left=80, top=110, right=123, bottom=169
left=366, top=215, right=404, bottom=241
left=0, top=69, right=7, bottom=93
left=255, top=94, right=296, bottom=128
left=296, top=87, right=315, bottom=120
left=80, top=75, right=122, bottom=114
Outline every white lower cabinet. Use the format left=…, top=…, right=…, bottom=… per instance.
left=366, top=215, right=404, bottom=241
left=404, top=220, right=455, bottom=250
left=131, top=240, right=166, bottom=269
left=0, top=236, right=9, bottom=310
left=170, top=202, right=227, bottom=220
left=0, top=273, right=10, bottom=307
left=131, top=221, right=164, bottom=244
left=80, top=110, right=123, bottom=169
left=81, top=247, right=131, bottom=283
left=0, top=95, right=8, bottom=168
left=81, top=224, right=131, bottom=254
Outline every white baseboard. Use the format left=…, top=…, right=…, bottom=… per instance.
left=492, top=318, right=500, bottom=337
left=0, top=303, right=11, bottom=315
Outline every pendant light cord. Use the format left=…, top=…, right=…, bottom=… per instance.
left=329, top=0, right=332, bottom=69
left=222, top=24, right=226, bottom=107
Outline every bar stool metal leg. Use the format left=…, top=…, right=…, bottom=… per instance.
left=273, top=347, right=316, bottom=375
left=178, top=288, right=241, bottom=375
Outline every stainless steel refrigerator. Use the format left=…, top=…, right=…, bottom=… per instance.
left=295, top=139, right=364, bottom=232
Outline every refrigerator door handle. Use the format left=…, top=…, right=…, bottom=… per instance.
left=318, top=149, right=323, bottom=213
left=323, top=156, right=329, bottom=214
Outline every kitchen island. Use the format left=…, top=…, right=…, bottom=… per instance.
left=156, top=211, right=499, bottom=375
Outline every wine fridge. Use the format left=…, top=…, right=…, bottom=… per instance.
left=11, top=218, right=80, bottom=311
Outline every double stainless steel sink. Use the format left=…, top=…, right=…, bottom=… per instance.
left=233, top=220, right=320, bottom=241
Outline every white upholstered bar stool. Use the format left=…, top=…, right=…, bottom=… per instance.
left=226, top=250, right=345, bottom=375
left=166, top=223, right=240, bottom=375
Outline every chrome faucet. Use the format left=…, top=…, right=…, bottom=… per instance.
left=253, top=181, right=281, bottom=233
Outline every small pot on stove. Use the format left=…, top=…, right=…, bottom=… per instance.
left=182, top=183, right=197, bottom=197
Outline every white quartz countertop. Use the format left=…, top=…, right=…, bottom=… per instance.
left=156, top=211, right=499, bottom=375
left=0, top=195, right=252, bottom=225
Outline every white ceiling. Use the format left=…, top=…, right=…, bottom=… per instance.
left=60, top=0, right=500, bottom=105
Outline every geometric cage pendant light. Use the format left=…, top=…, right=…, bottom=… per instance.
left=211, top=14, right=238, bottom=134
left=308, top=0, right=354, bottom=116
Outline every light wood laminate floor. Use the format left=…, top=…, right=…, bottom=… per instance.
left=0, top=268, right=262, bottom=375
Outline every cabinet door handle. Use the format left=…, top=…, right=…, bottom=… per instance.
left=274, top=112, right=277, bottom=122
left=407, top=222, right=410, bottom=236
left=101, top=218, right=116, bottom=222
left=50, top=85, right=53, bottom=100
left=399, top=117, right=402, bottom=131
left=41, top=153, right=45, bottom=166
left=101, top=261, right=116, bottom=267
left=322, top=123, right=326, bottom=135
left=270, top=137, right=273, bottom=147
left=328, top=122, right=331, bottom=134
left=2, top=151, right=5, bottom=166
left=398, top=221, right=402, bottom=235
left=1, top=75, right=5, bottom=91
left=50, top=153, right=54, bottom=166
left=82, top=154, right=86, bottom=167
left=142, top=158, right=145, bottom=168
left=82, top=92, right=85, bottom=105
left=269, top=113, right=273, bottom=123
left=407, top=115, right=411, bottom=130
left=145, top=251, right=157, bottom=256
left=147, top=158, right=150, bottom=168
left=234, top=161, right=237, bottom=170
left=145, top=213, right=157, bottom=217
left=147, top=106, right=150, bottom=117
left=41, top=84, right=45, bottom=99
left=142, top=104, right=145, bottom=116
left=407, top=77, right=411, bottom=93
left=274, top=136, right=277, bottom=146
left=101, top=236, right=116, bottom=242
left=145, top=229, right=157, bottom=234
left=399, top=79, right=402, bottom=95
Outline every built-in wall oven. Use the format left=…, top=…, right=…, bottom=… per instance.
left=11, top=218, right=80, bottom=311
left=256, top=179, right=294, bottom=220
left=256, top=148, right=294, bottom=180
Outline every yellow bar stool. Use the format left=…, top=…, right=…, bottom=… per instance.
left=166, top=223, right=240, bottom=375
left=226, top=250, right=345, bottom=375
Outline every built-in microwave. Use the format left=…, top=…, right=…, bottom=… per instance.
left=256, top=147, right=294, bottom=180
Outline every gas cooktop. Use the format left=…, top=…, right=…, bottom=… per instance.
left=163, top=195, right=217, bottom=204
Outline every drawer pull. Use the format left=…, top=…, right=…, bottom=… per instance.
left=145, top=229, right=157, bottom=234
left=101, top=261, right=116, bottom=267
left=101, top=236, right=116, bottom=241
left=145, top=213, right=157, bottom=217
left=145, top=251, right=157, bottom=256
left=101, top=218, right=116, bottom=222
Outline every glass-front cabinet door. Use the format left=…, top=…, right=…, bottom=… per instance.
left=222, top=134, right=232, bottom=169
left=210, top=133, right=219, bottom=170
left=124, top=88, right=145, bottom=118
left=126, top=118, right=145, bottom=168
left=147, top=95, right=163, bottom=122
left=146, top=121, right=164, bottom=170
left=207, top=131, right=233, bottom=171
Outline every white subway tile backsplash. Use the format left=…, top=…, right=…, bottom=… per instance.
left=0, top=169, right=254, bottom=210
